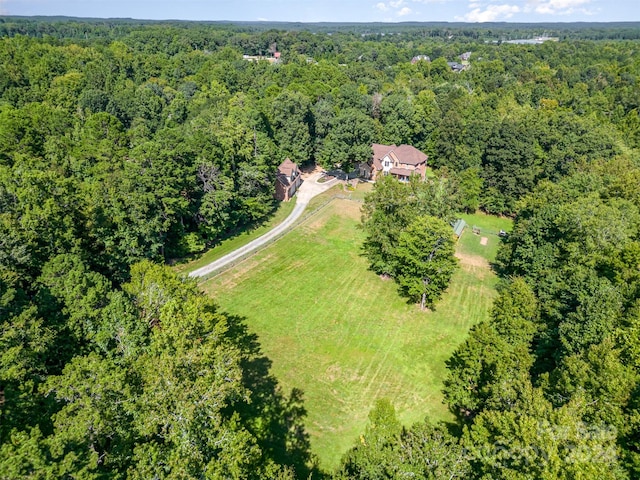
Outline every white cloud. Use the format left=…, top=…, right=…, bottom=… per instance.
left=374, top=0, right=416, bottom=18
left=525, top=0, right=593, bottom=15
left=455, top=0, right=595, bottom=23
left=460, top=3, right=520, bottom=22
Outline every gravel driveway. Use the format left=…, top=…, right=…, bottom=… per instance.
left=188, top=171, right=339, bottom=278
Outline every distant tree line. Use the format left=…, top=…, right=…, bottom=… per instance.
left=2, top=17, right=640, bottom=40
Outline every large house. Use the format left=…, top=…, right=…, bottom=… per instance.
left=275, top=158, right=303, bottom=201
left=359, top=144, right=428, bottom=182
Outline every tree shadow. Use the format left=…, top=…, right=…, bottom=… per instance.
left=223, top=314, right=324, bottom=478
left=488, top=234, right=511, bottom=278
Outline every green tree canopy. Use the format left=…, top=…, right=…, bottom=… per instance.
left=393, top=215, right=458, bottom=310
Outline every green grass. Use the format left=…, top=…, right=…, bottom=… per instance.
left=458, top=212, right=513, bottom=261
left=348, top=181, right=373, bottom=201
left=201, top=196, right=510, bottom=470
left=173, top=200, right=296, bottom=275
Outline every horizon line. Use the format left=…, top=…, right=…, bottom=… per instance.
left=2, top=15, right=640, bottom=25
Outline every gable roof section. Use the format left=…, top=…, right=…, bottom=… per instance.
left=277, top=158, right=297, bottom=176
left=393, top=145, right=428, bottom=166
left=276, top=158, right=298, bottom=187
left=276, top=173, right=291, bottom=187
left=372, top=143, right=396, bottom=170
left=371, top=144, right=428, bottom=171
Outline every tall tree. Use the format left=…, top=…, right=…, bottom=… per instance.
left=270, top=90, right=313, bottom=165
left=317, top=108, right=375, bottom=171
left=393, top=215, right=458, bottom=310
left=361, top=174, right=414, bottom=276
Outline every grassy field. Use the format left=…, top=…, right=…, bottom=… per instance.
left=458, top=212, right=513, bottom=261
left=200, top=188, right=509, bottom=469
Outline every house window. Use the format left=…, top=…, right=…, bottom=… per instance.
left=384, top=161, right=390, bottom=167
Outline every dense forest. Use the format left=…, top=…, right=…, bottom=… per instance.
left=1, top=17, right=640, bottom=478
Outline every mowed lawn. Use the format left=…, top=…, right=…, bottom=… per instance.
left=201, top=195, right=508, bottom=469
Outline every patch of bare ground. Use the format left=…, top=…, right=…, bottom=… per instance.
left=455, top=251, right=490, bottom=269
left=304, top=214, right=330, bottom=233
left=301, top=163, right=324, bottom=177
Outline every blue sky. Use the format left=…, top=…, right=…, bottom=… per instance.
left=2, top=0, right=639, bottom=23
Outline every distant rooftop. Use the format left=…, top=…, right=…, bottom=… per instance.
left=504, top=36, right=559, bottom=44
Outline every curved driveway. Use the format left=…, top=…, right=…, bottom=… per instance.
left=188, top=172, right=338, bottom=278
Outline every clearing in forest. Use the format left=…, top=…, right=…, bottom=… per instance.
left=200, top=188, right=511, bottom=469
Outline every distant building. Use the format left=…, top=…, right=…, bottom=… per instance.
left=275, top=158, right=303, bottom=202
left=459, top=51, right=472, bottom=61
left=504, top=36, right=559, bottom=45
left=411, top=55, right=431, bottom=64
left=359, top=144, right=428, bottom=182
left=447, top=61, right=466, bottom=72
left=243, top=51, right=281, bottom=64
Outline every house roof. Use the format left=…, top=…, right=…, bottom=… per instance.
left=276, top=158, right=299, bottom=187
left=358, top=161, right=373, bottom=172
left=411, top=55, right=431, bottom=64
left=393, top=145, right=428, bottom=166
left=452, top=219, right=466, bottom=237
left=389, top=167, right=414, bottom=177
left=372, top=143, right=396, bottom=161
left=372, top=143, right=396, bottom=170
left=277, top=158, right=298, bottom=176
left=371, top=143, right=427, bottom=171
left=276, top=174, right=290, bottom=187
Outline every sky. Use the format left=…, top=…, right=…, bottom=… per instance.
left=2, top=0, right=639, bottom=23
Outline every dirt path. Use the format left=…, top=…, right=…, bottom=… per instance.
left=188, top=171, right=339, bottom=278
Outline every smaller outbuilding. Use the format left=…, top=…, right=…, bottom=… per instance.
left=275, top=158, right=303, bottom=202
left=452, top=218, right=466, bottom=240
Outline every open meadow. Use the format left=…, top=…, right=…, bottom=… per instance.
left=200, top=186, right=512, bottom=468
